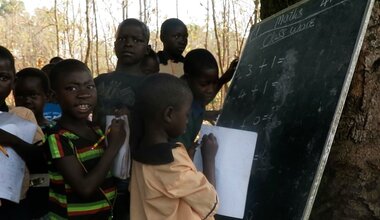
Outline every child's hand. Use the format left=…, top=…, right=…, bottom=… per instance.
left=223, top=58, right=239, bottom=81
left=200, top=133, right=218, bottom=161
left=107, top=118, right=126, bottom=149
left=200, top=133, right=218, bottom=186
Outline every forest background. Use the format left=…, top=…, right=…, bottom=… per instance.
left=2, top=0, right=380, bottom=219
left=0, top=0, right=260, bottom=109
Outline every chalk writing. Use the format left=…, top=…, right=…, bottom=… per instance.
left=320, top=0, right=333, bottom=7
left=259, top=59, right=268, bottom=74
left=274, top=8, right=304, bottom=28
left=263, top=18, right=316, bottom=48
left=251, top=0, right=349, bottom=49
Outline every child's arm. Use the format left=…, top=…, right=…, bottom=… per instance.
left=200, top=133, right=218, bottom=187
left=53, top=119, right=126, bottom=199
left=216, top=58, right=239, bottom=92
left=0, top=129, right=43, bottom=165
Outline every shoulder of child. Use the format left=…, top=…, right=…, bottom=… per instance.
left=94, top=72, right=112, bottom=84
left=172, top=143, right=193, bottom=163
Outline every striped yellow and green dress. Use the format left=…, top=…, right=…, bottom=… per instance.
left=46, top=123, right=115, bottom=220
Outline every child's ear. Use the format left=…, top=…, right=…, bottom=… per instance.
left=163, top=106, right=174, bottom=123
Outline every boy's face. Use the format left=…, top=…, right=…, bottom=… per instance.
left=114, top=23, right=148, bottom=66
left=188, top=68, right=218, bottom=106
left=162, top=24, right=188, bottom=56
left=167, top=96, right=192, bottom=138
left=14, top=77, right=48, bottom=117
left=0, top=59, right=14, bottom=101
left=55, top=70, right=97, bottom=120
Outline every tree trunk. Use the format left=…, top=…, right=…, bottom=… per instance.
left=232, top=0, right=239, bottom=56
left=260, top=0, right=300, bottom=20
left=254, top=0, right=260, bottom=24
left=92, top=0, right=99, bottom=76
left=311, top=2, right=380, bottom=219
left=54, top=0, right=60, bottom=56
left=204, top=0, right=210, bottom=49
left=154, top=0, right=159, bottom=49
left=211, top=0, right=224, bottom=109
left=139, top=0, right=142, bottom=21
left=84, top=0, right=91, bottom=65
left=176, top=0, right=179, bottom=18
left=210, top=0, right=223, bottom=78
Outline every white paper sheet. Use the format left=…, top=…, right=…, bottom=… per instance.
left=0, top=148, right=26, bottom=203
left=0, top=112, right=37, bottom=144
left=0, top=112, right=38, bottom=203
left=193, top=125, right=257, bottom=219
left=106, top=115, right=131, bottom=179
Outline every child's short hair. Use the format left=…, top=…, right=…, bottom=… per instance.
left=50, top=59, right=91, bottom=91
left=160, top=18, right=186, bottom=38
left=16, top=68, right=50, bottom=94
left=116, top=18, right=150, bottom=43
left=41, top=63, right=55, bottom=78
left=49, top=56, right=64, bottom=64
left=184, top=49, right=218, bottom=78
left=136, top=73, right=192, bottom=119
left=0, top=45, right=16, bottom=74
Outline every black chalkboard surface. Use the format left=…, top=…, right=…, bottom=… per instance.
left=217, top=0, right=374, bottom=219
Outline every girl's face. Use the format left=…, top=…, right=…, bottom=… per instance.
left=55, top=70, right=97, bottom=121
left=0, top=59, right=14, bottom=102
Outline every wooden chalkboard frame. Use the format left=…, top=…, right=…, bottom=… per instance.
left=216, top=0, right=376, bottom=219
left=301, top=0, right=375, bottom=219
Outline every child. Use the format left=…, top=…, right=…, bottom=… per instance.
left=14, top=67, right=55, bottom=219
left=157, top=18, right=188, bottom=77
left=0, top=46, right=15, bottom=112
left=41, top=63, right=62, bottom=120
left=158, top=18, right=238, bottom=86
left=14, top=68, right=51, bottom=127
left=45, top=59, right=126, bottom=219
left=94, top=18, right=150, bottom=129
left=130, top=73, right=219, bottom=219
left=170, top=49, right=220, bottom=155
left=140, top=47, right=159, bottom=75
left=93, top=19, right=150, bottom=220
left=0, top=46, right=44, bottom=219
left=49, top=56, right=63, bottom=64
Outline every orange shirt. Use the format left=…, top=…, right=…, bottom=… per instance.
left=130, top=143, right=218, bottom=220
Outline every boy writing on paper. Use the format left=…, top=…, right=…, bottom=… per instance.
left=130, top=73, right=218, bottom=220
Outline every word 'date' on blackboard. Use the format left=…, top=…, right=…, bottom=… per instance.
left=217, top=0, right=374, bottom=219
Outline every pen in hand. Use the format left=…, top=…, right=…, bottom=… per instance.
left=92, top=128, right=111, bottom=149
left=0, top=145, right=9, bottom=157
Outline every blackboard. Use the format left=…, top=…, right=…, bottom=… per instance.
left=216, top=0, right=374, bottom=219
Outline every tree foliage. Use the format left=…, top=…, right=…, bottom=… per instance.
left=0, top=0, right=24, bottom=16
